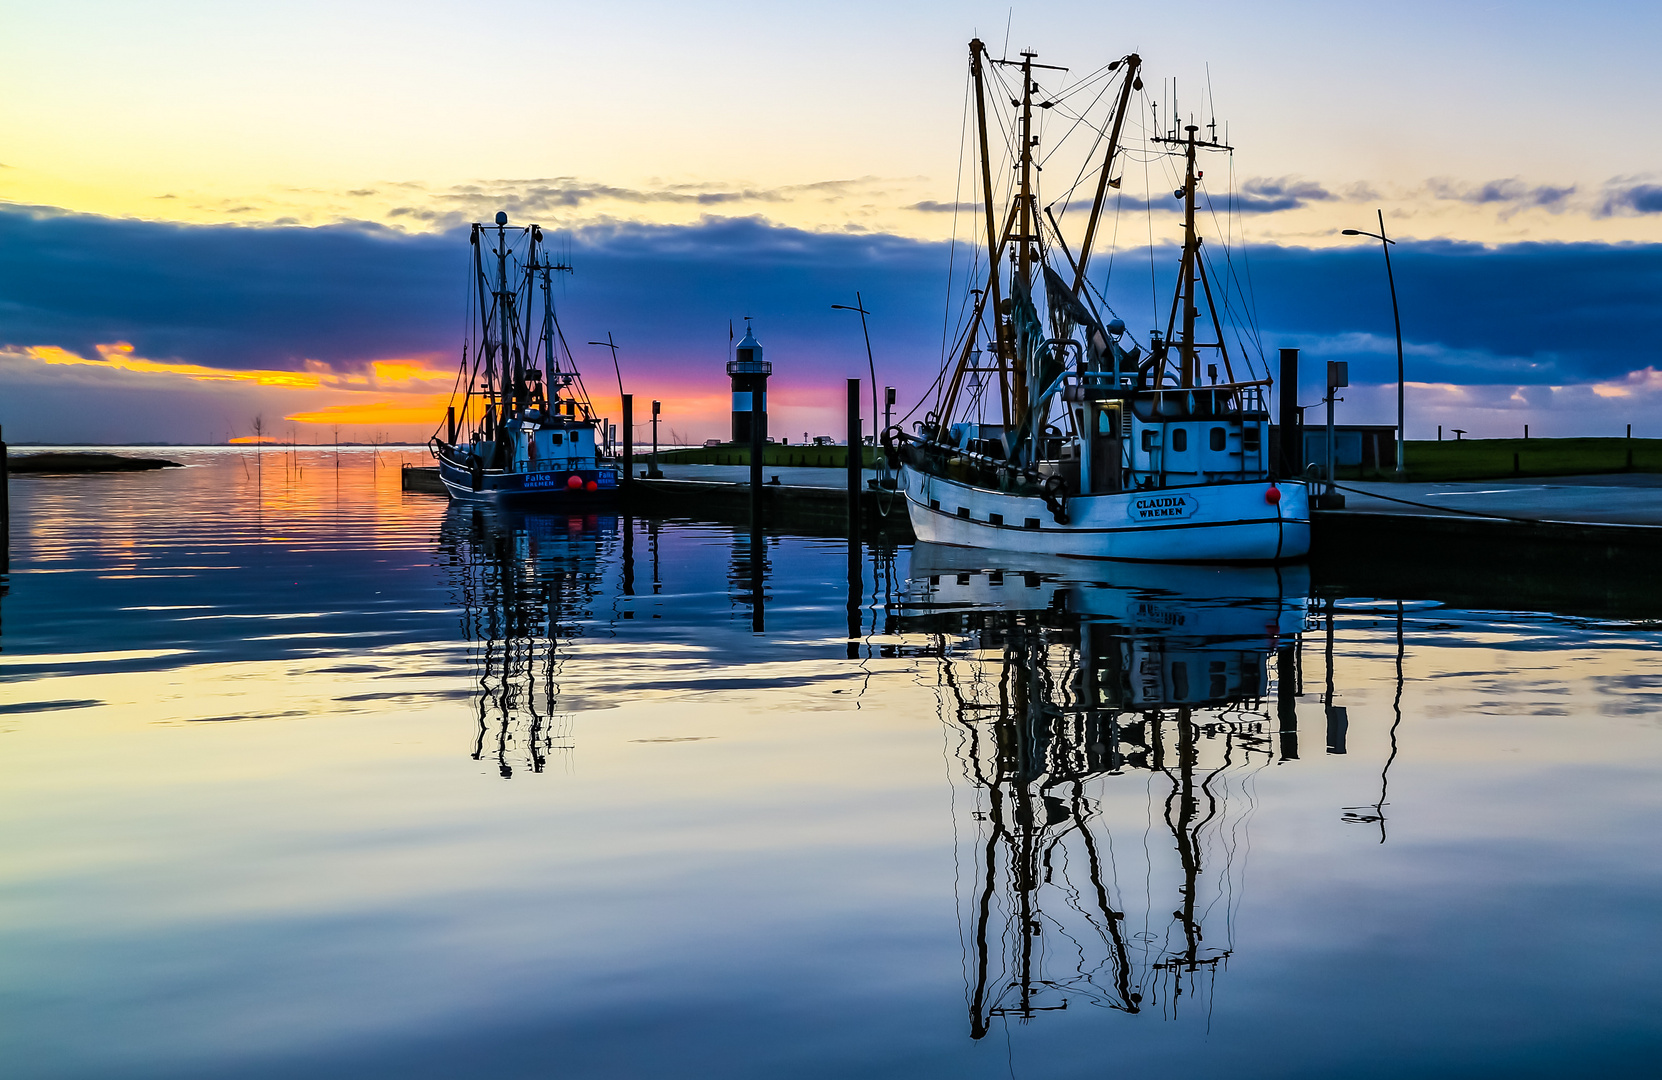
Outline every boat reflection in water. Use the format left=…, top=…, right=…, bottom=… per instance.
left=899, top=543, right=1309, bottom=1035
left=439, top=503, right=615, bottom=778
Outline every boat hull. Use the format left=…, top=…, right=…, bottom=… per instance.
left=437, top=456, right=619, bottom=506
left=900, top=466, right=1309, bottom=563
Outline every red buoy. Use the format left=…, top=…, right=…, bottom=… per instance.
left=585, top=480, right=598, bottom=491
left=566, top=474, right=583, bottom=490
left=1264, top=486, right=1282, bottom=504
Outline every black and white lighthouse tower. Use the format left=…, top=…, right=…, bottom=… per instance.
left=727, top=320, right=771, bottom=444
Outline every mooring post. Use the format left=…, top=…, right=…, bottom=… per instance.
left=650, top=399, right=662, bottom=478
left=1277, top=642, right=1299, bottom=761
left=846, top=379, right=862, bottom=545
left=749, top=383, right=764, bottom=526
left=1, top=423, right=9, bottom=574
left=621, top=394, right=634, bottom=494
left=1278, top=348, right=1300, bottom=479
left=1321, top=361, right=1347, bottom=509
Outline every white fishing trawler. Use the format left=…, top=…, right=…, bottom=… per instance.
left=885, top=41, right=1309, bottom=562
left=431, top=213, right=619, bottom=504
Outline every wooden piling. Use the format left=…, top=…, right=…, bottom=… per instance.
left=750, top=386, right=764, bottom=521
left=621, top=395, right=634, bottom=493
left=1, top=423, right=9, bottom=573
left=846, top=379, right=861, bottom=546
left=1278, top=348, right=1300, bottom=478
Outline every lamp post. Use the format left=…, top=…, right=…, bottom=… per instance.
left=588, top=333, right=624, bottom=457
left=1342, top=211, right=1404, bottom=475
left=832, top=292, right=880, bottom=452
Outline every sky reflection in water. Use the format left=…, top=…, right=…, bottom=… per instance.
left=1, top=449, right=1659, bottom=1078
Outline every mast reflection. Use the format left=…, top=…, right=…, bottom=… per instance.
left=440, top=504, right=614, bottom=778
left=900, top=544, right=1309, bottom=1035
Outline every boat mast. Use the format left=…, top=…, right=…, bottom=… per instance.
left=1155, top=117, right=1236, bottom=390
left=1014, top=50, right=1037, bottom=433
left=1181, top=125, right=1199, bottom=389
left=938, top=39, right=1009, bottom=433
left=471, top=225, right=498, bottom=435
left=495, top=218, right=518, bottom=416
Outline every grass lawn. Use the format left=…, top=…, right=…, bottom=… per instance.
left=1356, top=437, right=1662, bottom=482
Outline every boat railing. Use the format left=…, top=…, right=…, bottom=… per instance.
left=526, top=457, right=598, bottom=473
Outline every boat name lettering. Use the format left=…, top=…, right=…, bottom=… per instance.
left=1127, top=492, right=1201, bottom=521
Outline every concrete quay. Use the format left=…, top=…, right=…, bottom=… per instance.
left=1329, top=474, right=1662, bottom=526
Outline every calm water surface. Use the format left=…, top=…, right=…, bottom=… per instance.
left=2, top=448, right=1660, bottom=1078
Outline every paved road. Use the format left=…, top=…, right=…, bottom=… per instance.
left=1333, top=474, right=1662, bottom=526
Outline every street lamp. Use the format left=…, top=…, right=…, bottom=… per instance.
left=587, top=333, right=625, bottom=456
left=832, top=292, right=880, bottom=448
left=1342, top=211, right=1405, bottom=475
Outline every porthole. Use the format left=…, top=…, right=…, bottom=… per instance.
left=1171, top=428, right=1188, bottom=452
left=1209, top=427, right=1226, bottom=452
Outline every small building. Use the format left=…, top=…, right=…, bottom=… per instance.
left=1268, top=424, right=1399, bottom=476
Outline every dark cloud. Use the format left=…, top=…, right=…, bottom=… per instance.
left=1231, top=176, right=1336, bottom=213
left=1598, top=181, right=1662, bottom=216
left=1096, top=238, right=1662, bottom=390
left=2, top=203, right=1660, bottom=419
left=1428, top=178, right=1576, bottom=210
left=0, top=205, right=946, bottom=380
left=907, top=200, right=979, bottom=213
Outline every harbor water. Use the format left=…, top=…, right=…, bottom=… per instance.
left=2, top=448, right=1659, bottom=1078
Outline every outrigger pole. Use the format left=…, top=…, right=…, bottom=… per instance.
left=1071, top=54, right=1141, bottom=296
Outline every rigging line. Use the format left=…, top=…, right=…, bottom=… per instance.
left=1227, top=154, right=1270, bottom=365
left=1141, top=98, right=1159, bottom=332
left=937, top=69, right=975, bottom=416
left=1045, top=87, right=1121, bottom=218
left=1193, top=179, right=1266, bottom=373
left=1036, top=86, right=1114, bottom=174
left=1101, top=183, right=1125, bottom=292
left=1039, top=68, right=1125, bottom=175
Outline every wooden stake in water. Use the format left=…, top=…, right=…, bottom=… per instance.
left=622, top=395, right=634, bottom=494
left=1, top=423, right=9, bottom=574
left=847, top=379, right=862, bottom=546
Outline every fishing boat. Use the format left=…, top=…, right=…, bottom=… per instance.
left=898, top=546, right=1310, bottom=1032
left=884, top=41, right=1309, bottom=562
left=430, top=212, right=619, bottom=503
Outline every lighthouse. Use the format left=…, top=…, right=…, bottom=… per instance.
left=727, top=320, right=772, bottom=444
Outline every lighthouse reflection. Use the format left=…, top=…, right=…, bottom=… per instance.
left=439, top=504, right=614, bottom=778
left=899, top=545, right=1309, bottom=1034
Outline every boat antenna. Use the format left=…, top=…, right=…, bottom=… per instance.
left=1206, top=62, right=1218, bottom=144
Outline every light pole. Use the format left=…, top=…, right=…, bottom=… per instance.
left=832, top=292, right=880, bottom=451
left=1342, top=211, right=1405, bottom=475
left=591, top=333, right=628, bottom=455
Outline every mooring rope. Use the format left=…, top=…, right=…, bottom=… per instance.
left=1327, top=481, right=1660, bottom=529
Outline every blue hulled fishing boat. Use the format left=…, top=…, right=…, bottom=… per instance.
left=431, top=213, right=619, bottom=504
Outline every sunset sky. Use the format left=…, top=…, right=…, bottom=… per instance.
left=3, top=0, right=1660, bottom=443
